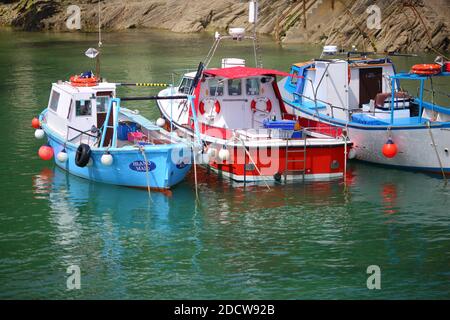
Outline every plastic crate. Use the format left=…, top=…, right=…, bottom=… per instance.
left=118, top=122, right=137, bottom=140
left=263, top=119, right=296, bottom=130
left=127, top=131, right=144, bottom=142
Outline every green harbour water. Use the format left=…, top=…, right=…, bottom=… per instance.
left=0, top=29, right=449, bottom=299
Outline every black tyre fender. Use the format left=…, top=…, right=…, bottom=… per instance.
left=75, top=143, right=91, bottom=167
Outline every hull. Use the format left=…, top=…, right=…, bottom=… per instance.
left=44, top=126, right=192, bottom=189
left=287, top=104, right=450, bottom=174
left=157, top=100, right=347, bottom=183
left=207, top=144, right=345, bottom=182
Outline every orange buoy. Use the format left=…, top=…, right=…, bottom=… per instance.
left=382, top=138, right=398, bottom=158
left=411, top=64, right=442, bottom=76
left=32, top=117, right=40, bottom=129
left=38, top=145, right=54, bottom=161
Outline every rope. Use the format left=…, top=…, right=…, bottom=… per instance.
left=192, top=146, right=200, bottom=203
left=139, top=146, right=153, bottom=199
left=426, top=121, right=447, bottom=184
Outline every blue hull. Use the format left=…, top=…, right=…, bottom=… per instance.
left=44, top=126, right=192, bottom=190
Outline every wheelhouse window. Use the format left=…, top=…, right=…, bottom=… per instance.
left=208, top=79, right=224, bottom=96
left=49, top=90, right=60, bottom=111
left=76, top=100, right=92, bottom=116
left=179, top=77, right=194, bottom=94
left=96, top=96, right=110, bottom=113
left=246, top=78, right=260, bottom=95
left=228, top=79, right=242, bottom=96
left=291, top=70, right=299, bottom=86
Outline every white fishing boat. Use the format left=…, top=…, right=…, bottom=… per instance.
left=280, top=51, right=450, bottom=177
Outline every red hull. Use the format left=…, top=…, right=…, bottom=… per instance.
left=208, top=143, right=346, bottom=182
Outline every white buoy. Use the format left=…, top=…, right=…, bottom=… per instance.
left=101, top=153, right=113, bottom=166
left=156, top=118, right=166, bottom=127
left=218, top=148, right=230, bottom=162
left=34, top=129, right=45, bottom=139
left=348, top=148, right=356, bottom=160
left=56, top=150, right=68, bottom=162
left=196, top=152, right=210, bottom=165
left=207, top=147, right=217, bottom=159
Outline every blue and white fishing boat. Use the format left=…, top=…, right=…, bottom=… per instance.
left=33, top=73, right=192, bottom=190
left=280, top=51, right=450, bottom=176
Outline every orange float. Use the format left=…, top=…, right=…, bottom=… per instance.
left=411, top=64, right=442, bottom=76
left=70, top=75, right=99, bottom=87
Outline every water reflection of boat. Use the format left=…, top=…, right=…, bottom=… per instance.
left=33, top=167, right=198, bottom=225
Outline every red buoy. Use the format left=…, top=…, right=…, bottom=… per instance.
left=38, top=145, right=54, bottom=161
left=382, top=138, right=398, bottom=158
left=32, top=117, right=40, bottom=129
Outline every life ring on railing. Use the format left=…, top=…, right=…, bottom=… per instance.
left=199, top=99, right=221, bottom=115
left=411, top=64, right=442, bottom=76
left=70, top=75, right=99, bottom=87
left=251, top=98, right=272, bottom=113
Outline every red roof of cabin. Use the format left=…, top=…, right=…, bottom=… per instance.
left=203, top=66, right=296, bottom=79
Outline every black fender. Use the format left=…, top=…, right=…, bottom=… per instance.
left=75, top=143, right=91, bottom=167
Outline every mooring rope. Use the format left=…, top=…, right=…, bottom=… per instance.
left=426, top=121, right=447, bottom=184
left=139, top=146, right=152, bottom=199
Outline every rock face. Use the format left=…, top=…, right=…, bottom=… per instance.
left=0, top=0, right=448, bottom=53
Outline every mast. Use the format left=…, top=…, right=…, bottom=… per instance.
left=96, top=0, right=102, bottom=79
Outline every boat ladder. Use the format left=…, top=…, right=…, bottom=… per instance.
left=100, top=98, right=120, bottom=148
left=283, top=131, right=307, bottom=183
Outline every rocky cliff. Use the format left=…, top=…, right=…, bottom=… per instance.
left=0, top=0, right=448, bottom=53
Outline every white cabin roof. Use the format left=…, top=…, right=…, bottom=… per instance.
left=52, top=81, right=117, bottom=94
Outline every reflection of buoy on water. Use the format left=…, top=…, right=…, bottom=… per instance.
left=382, top=138, right=398, bottom=158
left=34, top=129, right=45, bottom=139
left=31, top=117, right=40, bottom=129
left=156, top=118, right=166, bottom=127
left=57, top=149, right=68, bottom=162
left=101, top=153, right=113, bottom=166
left=38, top=145, right=54, bottom=161
left=218, top=146, right=230, bottom=162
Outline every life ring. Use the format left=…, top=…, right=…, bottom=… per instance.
left=251, top=98, right=272, bottom=113
left=75, top=143, right=91, bottom=167
left=411, top=64, right=441, bottom=76
left=70, top=75, right=99, bottom=87
left=199, top=99, right=221, bottom=115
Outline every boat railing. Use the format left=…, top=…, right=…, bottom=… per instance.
left=66, top=125, right=100, bottom=146
left=301, top=126, right=344, bottom=139
left=293, top=92, right=348, bottom=119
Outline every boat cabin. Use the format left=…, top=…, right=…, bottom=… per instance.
left=185, top=66, right=292, bottom=131
left=284, top=58, right=411, bottom=121
left=45, top=80, right=117, bottom=145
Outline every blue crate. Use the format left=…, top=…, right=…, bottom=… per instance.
left=263, top=120, right=302, bottom=139
left=263, top=119, right=296, bottom=130
left=117, top=122, right=137, bottom=140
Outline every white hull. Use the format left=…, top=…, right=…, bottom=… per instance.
left=294, top=109, right=450, bottom=174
